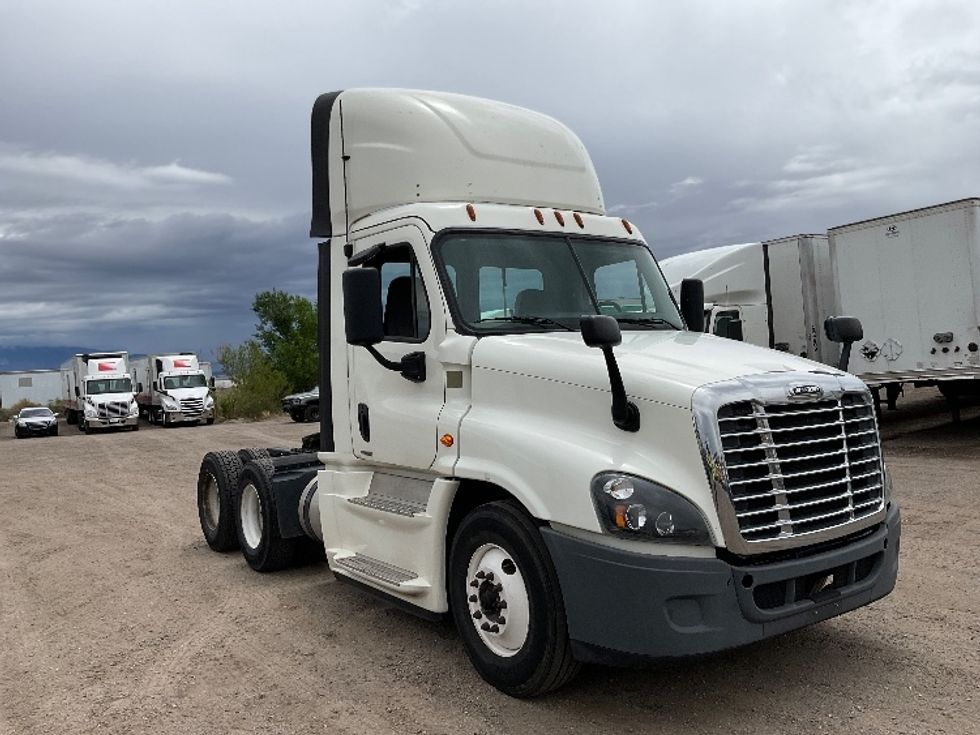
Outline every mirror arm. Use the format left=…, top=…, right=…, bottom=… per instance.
left=838, top=342, right=853, bottom=372
left=364, top=346, right=426, bottom=383
left=600, top=346, right=640, bottom=432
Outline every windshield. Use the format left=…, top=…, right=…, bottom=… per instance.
left=85, top=377, right=133, bottom=395
left=436, top=232, right=683, bottom=334
left=21, top=407, right=53, bottom=418
left=162, top=374, right=208, bottom=390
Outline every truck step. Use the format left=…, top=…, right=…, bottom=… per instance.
left=332, top=553, right=429, bottom=592
left=347, top=494, right=427, bottom=517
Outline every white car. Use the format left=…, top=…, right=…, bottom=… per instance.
left=13, top=406, right=59, bottom=438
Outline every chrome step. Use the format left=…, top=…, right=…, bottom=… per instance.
left=347, top=494, right=427, bottom=516
left=332, top=553, right=422, bottom=588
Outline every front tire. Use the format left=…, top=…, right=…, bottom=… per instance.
left=448, top=501, right=580, bottom=697
left=198, top=451, right=243, bottom=552
left=235, top=460, right=299, bottom=572
left=304, top=403, right=319, bottom=423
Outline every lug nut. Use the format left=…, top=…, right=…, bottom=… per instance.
left=490, top=625, right=500, bottom=633
left=498, top=601, right=507, bottom=609
left=469, top=580, right=478, bottom=588
left=473, top=611, right=482, bottom=620
left=495, top=583, right=503, bottom=592
left=498, top=617, right=506, bottom=625
left=481, top=622, right=491, bottom=631
left=476, top=571, right=485, bottom=579
left=485, top=572, right=494, bottom=581
left=469, top=595, right=477, bottom=603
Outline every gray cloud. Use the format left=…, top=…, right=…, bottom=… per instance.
left=1, top=0, right=979, bottom=355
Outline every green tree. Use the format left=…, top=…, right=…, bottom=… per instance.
left=252, top=290, right=318, bottom=393
left=214, top=340, right=289, bottom=419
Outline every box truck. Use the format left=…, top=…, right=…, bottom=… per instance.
left=61, top=352, right=139, bottom=433
left=132, top=353, right=215, bottom=426
left=659, top=235, right=836, bottom=363
left=194, top=89, right=899, bottom=696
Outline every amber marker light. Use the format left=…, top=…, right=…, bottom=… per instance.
left=533, top=208, right=544, bottom=224
left=621, top=218, right=633, bottom=234
left=554, top=210, right=565, bottom=226
left=614, top=505, right=627, bottom=529
left=573, top=212, right=584, bottom=228
left=466, top=203, right=477, bottom=221
left=440, top=433, right=455, bottom=448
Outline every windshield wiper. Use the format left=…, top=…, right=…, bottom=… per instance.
left=476, top=315, right=575, bottom=331
left=614, top=316, right=681, bottom=330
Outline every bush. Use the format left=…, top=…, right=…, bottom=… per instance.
left=213, top=341, right=289, bottom=421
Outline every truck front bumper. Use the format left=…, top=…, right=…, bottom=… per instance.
left=164, top=408, right=214, bottom=423
left=542, top=504, right=900, bottom=665
left=86, top=415, right=139, bottom=429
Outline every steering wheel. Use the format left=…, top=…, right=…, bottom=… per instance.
left=597, top=300, right=623, bottom=313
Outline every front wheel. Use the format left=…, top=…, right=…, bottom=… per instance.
left=304, top=404, right=319, bottom=423
left=448, top=501, right=580, bottom=697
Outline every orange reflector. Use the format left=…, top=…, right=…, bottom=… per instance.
left=614, top=505, right=627, bottom=529
left=440, top=433, right=455, bottom=448
left=466, top=204, right=476, bottom=221
left=554, top=210, right=565, bottom=226
left=621, top=218, right=633, bottom=234
left=573, top=212, right=584, bottom=228
left=534, top=208, right=544, bottom=224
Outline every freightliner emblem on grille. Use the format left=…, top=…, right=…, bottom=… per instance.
left=787, top=384, right=823, bottom=399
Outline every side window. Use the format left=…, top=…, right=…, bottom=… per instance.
left=593, top=259, right=656, bottom=315
left=478, top=266, right=544, bottom=318
left=367, top=244, right=431, bottom=341
left=712, top=309, right=742, bottom=340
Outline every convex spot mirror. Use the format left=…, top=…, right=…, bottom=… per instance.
left=342, top=267, right=384, bottom=346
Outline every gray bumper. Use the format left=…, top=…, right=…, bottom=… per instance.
left=87, top=415, right=139, bottom=429
left=542, top=504, right=900, bottom=665
left=165, top=409, right=213, bottom=423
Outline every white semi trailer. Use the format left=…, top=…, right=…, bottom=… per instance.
left=132, top=353, right=215, bottom=425
left=195, top=89, right=900, bottom=697
left=61, top=352, right=139, bottom=433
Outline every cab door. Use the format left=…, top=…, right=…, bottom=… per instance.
left=347, top=225, right=445, bottom=469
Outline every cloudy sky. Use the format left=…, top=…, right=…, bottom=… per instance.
left=2, top=0, right=979, bottom=363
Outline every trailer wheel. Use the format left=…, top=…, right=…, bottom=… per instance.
left=235, top=460, right=299, bottom=572
left=197, top=451, right=244, bottom=552
left=448, top=501, right=580, bottom=697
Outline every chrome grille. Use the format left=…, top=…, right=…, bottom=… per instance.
left=180, top=398, right=205, bottom=417
left=717, top=393, right=884, bottom=544
left=97, top=401, right=130, bottom=418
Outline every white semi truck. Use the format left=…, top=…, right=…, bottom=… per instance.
left=132, top=353, right=215, bottom=425
left=195, top=89, right=900, bottom=697
left=61, top=351, right=139, bottom=433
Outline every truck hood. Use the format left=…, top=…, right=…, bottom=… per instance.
left=163, top=387, right=210, bottom=401
left=471, top=331, right=839, bottom=408
left=88, top=392, right=134, bottom=403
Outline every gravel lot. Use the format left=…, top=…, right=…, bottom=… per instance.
left=1, top=388, right=978, bottom=734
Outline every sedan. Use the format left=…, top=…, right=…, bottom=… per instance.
left=13, top=407, right=59, bottom=438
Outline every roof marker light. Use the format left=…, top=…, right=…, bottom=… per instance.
left=573, top=212, right=584, bottom=229
left=554, top=210, right=565, bottom=227
left=466, top=204, right=477, bottom=222
left=534, top=208, right=544, bottom=225
left=621, top=218, right=633, bottom=234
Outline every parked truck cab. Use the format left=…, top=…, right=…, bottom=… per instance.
left=198, top=90, right=900, bottom=697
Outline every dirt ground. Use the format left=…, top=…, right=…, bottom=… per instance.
left=1, top=387, right=978, bottom=735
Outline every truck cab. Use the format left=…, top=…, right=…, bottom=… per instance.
left=62, top=352, right=139, bottom=432
left=133, top=353, right=215, bottom=425
left=199, top=90, right=900, bottom=697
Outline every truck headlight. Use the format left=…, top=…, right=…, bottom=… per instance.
left=84, top=405, right=98, bottom=418
left=204, top=395, right=214, bottom=409
left=129, top=401, right=139, bottom=416
left=591, top=473, right=712, bottom=544
left=161, top=396, right=179, bottom=410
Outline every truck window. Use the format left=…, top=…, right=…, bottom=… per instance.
left=365, top=244, right=431, bottom=341
left=478, top=267, right=544, bottom=319
left=592, top=259, right=655, bottom=315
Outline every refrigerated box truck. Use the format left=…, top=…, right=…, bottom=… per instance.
left=132, top=353, right=215, bottom=425
left=61, top=352, right=139, bottom=433
left=660, top=235, right=836, bottom=362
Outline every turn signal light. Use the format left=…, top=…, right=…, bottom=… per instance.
left=621, top=218, right=633, bottom=234
left=573, top=212, right=584, bottom=228
left=466, top=204, right=476, bottom=221
left=440, top=433, right=455, bottom=448
left=533, top=208, right=544, bottom=224
left=554, top=210, right=565, bottom=226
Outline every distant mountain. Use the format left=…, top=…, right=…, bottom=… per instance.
left=0, top=346, right=94, bottom=371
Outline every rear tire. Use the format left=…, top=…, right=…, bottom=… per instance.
left=198, top=451, right=244, bottom=552
left=235, top=460, right=299, bottom=572
left=448, top=501, right=580, bottom=697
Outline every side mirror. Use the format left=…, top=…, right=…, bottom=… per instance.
left=824, top=316, right=864, bottom=372
left=152, top=381, right=157, bottom=392
left=580, top=315, right=639, bottom=432
left=680, top=279, right=705, bottom=333
left=209, top=376, right=215, bottom=388
left=74, top=386, right=80, bottom=397
left=137, top=383, right=144, bottom=394
left=342, top=267, right=384, bottom=346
